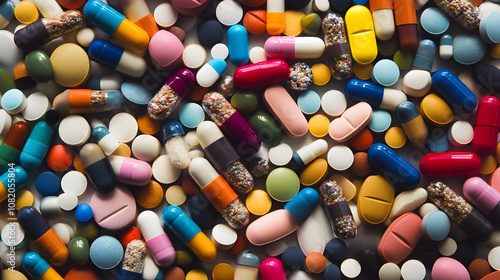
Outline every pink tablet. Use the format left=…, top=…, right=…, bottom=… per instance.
left=89, top=184, right=137, bottom=231
left=170, top=0, right=211, bottom=16
left=263, top=84, right=308, bottom=138
left=378, top=212, right=422, bottom=264
left=149, top=30, right=184, bottom=71
left=329, top=102, right=373, bottom=142
left=431, top=257, right=470, bottom=280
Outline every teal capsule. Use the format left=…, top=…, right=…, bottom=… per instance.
left=20, top=121, right=55, bottom=170
left=440, top=34, right=453, bottom=60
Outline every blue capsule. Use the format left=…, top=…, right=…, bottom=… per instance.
left=432, top=69, right=477, bottom=114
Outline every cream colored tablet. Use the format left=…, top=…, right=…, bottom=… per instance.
left=109, top=112, right=138, bottom=143
left=249, top=47, right=267, bottom=63
left=327, top=145, right=354, bottom=171
left=183, top=44, right=207, bottom=69
left=211, top=224, right=238, bottom=250
left=165, top=185, right=187, bottom=206
left=154, top=2, right=178, bottom=28
left=268, top=143, right=293, bottom=166
left=61, top=170, right=88, bottom=196
left=152, top=155, right=181, bottom=184
left=58, top=193, right=78, bottom=211
left=22, top=92, right=50, bottom=121
left=131, top=134, right=161, bottom=162
left=59, top=115, right=91, bottom=146
left=448, top=120, right=473, bottom=146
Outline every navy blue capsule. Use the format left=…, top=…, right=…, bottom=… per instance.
left=432, top=69, right=477, bottom=113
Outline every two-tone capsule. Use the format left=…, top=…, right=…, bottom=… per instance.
left=396, top=101, right=428, bottom=149
left=52, top=89, right=123, bottom=116
left=22, top=252, right=64, bottom=280
left=345, top=79, right=407, bottom=111
left=463, top=177, right=500, bottom=228
left=264, top=36, right=325, bottom=59
left=319, top=180, right=356, bottom=239
left=88, top=39, right=147, bottom=78
left=80, top=143, right=116, bottom=192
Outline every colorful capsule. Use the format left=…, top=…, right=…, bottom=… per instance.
left=432, top=69, right=477, bottom=114
left=121, top=0, right=158, bottom=39
left=0, top=121, right=30, bottom=173
left=90, top=119, right=119, bottom=156
left=235, top=250, right=260, bottom=280
left=227, top=24, right=249, bottom=66
left=80, top=143, right=116, bottom=193
left=345, top=79, right=407, bottom=111
left=396, top=101, right=428, bottom=149
left=117, top=239, right=148, bottom=280
left=419, top=152, right=481, bottom=178
left=264, top=36, right=325, bottom=59
left=233, top=59, right=290, bottom=90
left=473, top=96, right=500, bottom=156
left=52, top=89, right=124, bottom=116
left=161, top=119, right=190, bottom=170
left=136, top=210, right=176, bottom=267
left=321, top=13, right=353, bottom=80
left=19, top=120, right=55, bottom=170
left=319, top=180, right=356, bottom=239
left=463, top=177, right=500, bottom=228
left=108, top=155, right=152, bottom=186
left=22, top=252, right=64, bottom=280
left=0, top=165, right=28, bottom=203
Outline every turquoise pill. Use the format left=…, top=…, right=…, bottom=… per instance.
left=297, top=90, right=321, bottom=115
left=371, top=59, right=400, bottom=87
left=368, top=110, right=392, bottom=133
left=179, top=102, right=205, bottom=128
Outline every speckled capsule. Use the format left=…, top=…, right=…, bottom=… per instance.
left=322, top=13, right=353, bottom=80
left=319, top=180, right=356, bottom=239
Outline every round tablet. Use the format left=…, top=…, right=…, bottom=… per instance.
left=481, top=155, right=497, bottom=175
left=422, top=210, right=450, bottom=241
left=368, top=110, right=392, bottom=133
left=0, top=30, right=22, bottom=72
left=109, top=112, right=138, bottom=143
left=321, top=90, right=347, bottom=117
left=1, top=89, right=26, bottom=115
left=58, top=192, right=78, bottom=211
left=309, top=114, right=330, bottom=138
left=186, top=269, right=208, bottom=280
left=35, top=171, right=60, bottom=196
left=305, top=252, right=327, bottom=274
left=469, top=258, right=491, bottom=280
left=212, top=263, right=234, bottom=280
left=165, top=184, right=186, bottom=206
left=152, top=155, right=181, bottom=184
left=61, top=171, right=87, bottom=196
left=15, top=190, right=34, bottom=210
left=131, top=134, right=161, bottom=162
left=22, top=92, right=50, bottom=121
left=211, top=224, right=238, bottom=250
left=350, top=128, right=374, bottom=151
left=372, top=59, right=400, bottom=86
left=211, top=43, right=229, bottom=60
left=243, top=10, right=267, bottom=35
left=183, top=44, right=207, bottom=69
left=393, top=50, right=413, bottom=70
left=120, top=81, right=155, bottom=105
left=298, top=90, right=321, bottom=114
left=179, top=102, right=205, bottom=128
left=268, top=143, right=293, bottom=166
left=14, top=1, right=38, bottom=25
left=90, top=185, right=137, bottom=231
left=59, top=115, right=91, bottom=146
left=198, top=20, right=224, bottom=47
left=284, top=10, right=305, bottom=36
left=76, top=28, right=95, bottom=47
left=353, top=63, right=373, bottom=80
left=341, top=258, right=361, bottom=278
left=448, top=120, right=473, bottom=146
left=75, top=203, right=93, bottom=222
left=489, top=246, right=500, bottom=270
left=154, top=2, right=178, bottom=28
left=480, top=12, right=500, bottom=44
left=137, top=112, right=163, bottom=135
left=89, top=235, right=124, bottom=270
left=50, top=43, right=90, bottom=87
left=400, top=260, right=425, bottom=280
left=385, top=127, right=406, bottom=149
left=266, top=167, right=300, bottom=202
left=287, top=62, right=313, bottom=91
left=420, top=7, right=450, bottom=35
left=111, top=143, right=132, bottom=157
left=311, top=63, right=330, bottom=86
left=46, top=144, right=73, bottom=172
left=1, top=222, right=25, bottom=247
left=327, top=145, right=354, bottom=171
left=379, top=262, right=401, bottom=280
left=216, top=0, right=243, bottom=26
left=453, top=34, right=486, bottom=65
left=246, top=189, right=272, bottom=215
left=134, top=180, right=164, bottom=209
left=249, top=46, right=267, bottom=63
left=438, top=237, right=457, bottom=256
left=426, top=128, right=450, bottom=153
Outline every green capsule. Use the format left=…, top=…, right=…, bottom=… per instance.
left=68, top=236, right=89, bottom=265
left=231, top=91, right=258, bottom=113
left=248, top=111, right=282, bottom=146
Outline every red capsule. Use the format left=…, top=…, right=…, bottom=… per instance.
left=233, top=59, right=290, bottom=90
left=419, top=152, right=481, bottom=178
left=473, top=96, right=500, bottom=156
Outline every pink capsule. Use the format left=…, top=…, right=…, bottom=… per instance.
left=463, top=177, right=500, bottom=228
left=108, top=155, right=152, bottom=186
left=260, top=257, right=287, bottom=280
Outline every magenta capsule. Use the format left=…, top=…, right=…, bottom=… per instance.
left=202, top=92, right=260, bottom=156
left=260, top=257, right=287, bottom=280
left=419, top=152, right=481, bottom=178
left=108, top=155, right=152, bottom=186
left=233, top=59, right=290, bottom=90
left=463, top=177, right=500, bottom=228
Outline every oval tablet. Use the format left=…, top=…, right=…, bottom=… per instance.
left=431, top=257, right=470, bottom=280
left=89, top=185, right=137, bottom=231
left=378, top=213, right=422, bottom=263
left=300, top=158, right=328, bottom=186
left=420, top=94, right=454, bottom=127
left=329, top=102, right=373, bottom=142
left=357, top=175, right=395, bottom=224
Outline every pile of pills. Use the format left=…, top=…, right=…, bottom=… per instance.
left=3, top=0, right=500, bottom=279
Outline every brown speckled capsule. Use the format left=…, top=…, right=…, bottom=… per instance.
left=322, top=13, right=353, bottom=80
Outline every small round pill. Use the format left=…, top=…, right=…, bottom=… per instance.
left=341, top=258, right=361, bottom=278
left=349, top=128, right=373, bottom=151
left=308, top=114, right=330, bottom=138
left=131, top=134, right=161, bottom=162
left=327, top=145, right=354, bottom=171
left=243, top=10, right=267, bottom=35
left=297, top=90, right=321, bottom=115
left=249, top=47, right=267, bottom=63
left=1, top=88, right=26, bottom=115
left=179, top=102, right=205, bottom=128
left=422, top=210, right=450, bottom=241
left=183, top=44, right=207, bottom=69
left=488, top=246, right=500, bottom=270
left=58, top=193, right=78, bottom=211
left=22, top=92, right=50, bottom=121
left=109, top=112, right=138, bottom=143
left=134, top=180, right=163, bottom=209
left=268, top=143, right=293, bottom=166
left=311, top=63, right=330, bottom=86
left=137, top=112, right=163, bottom=135
left=448, top=120, right=473, bottom=146
left=352, top=152, right=371, bottom=177
left=50, top=43, right=90, bottom=88
left=266, top=167, right=300, bottom=202
left=453, top=34, right=487, bottom=65
left=379, top=262, right=401, bottom=280
left=46, top=144, right=73, bottom=172
left=284, top=10, right=304, bottom=36
left=15, top=190, right=34, bottom=210
left=393, top=50, right=413, bottom=70
left=14, top=1, right=39, bottom=25
left=216, top=0, right=243, bottom=26
left=321, top=90, right=347, bottom=117
left=154, top=2, right=178, bottom=28
left=401, top=259, right=426, bottom=280
left=385, top=127, right=407, bottom=149
left=75, top=203, right=93, bottom=222
left=59, top=115, right=91, bottom=146
left=89, top=235, right=124, bottom=270
left=305, top=252, right=327, bottom=274
left=35, top=171, right=60, bottom=196
left=152, top=155, right=181, bottom=184
left=212, top=263, right=234, bottom=280
left=165, top=184, right=187, bottom=206
left=438, top=237, right=458, bottom=256
left=420, top=7, right=450, bottom=35
left=211, top=43, right=229, bottom=60
left=1, top=222, right=24, bottom=247
left=186, top=269, right=208, bottom=280
left=197, top=20, right=223, bottom=47
left=111, top=143, right=132, bottom=157
left=282, top=246, right=305, bottom=270
left=246, top=189, right=272, bottom=216
left=211, top=224, right=238, bottom=250
left=372, top=59, right=400, bottom=87
left=468, top=258, right=491, bottom=280
left=368, top=110, right=392, bottom=133
left=76, top=28, right=95, bottom=47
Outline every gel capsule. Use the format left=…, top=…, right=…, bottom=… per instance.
left=432, top=69, right=477, bottom=114
left=14, top=10, right=84, bottom=50
left=80, top=143, right=116, bottom=193
left=369, top=0, right=395, bottom=40
left=19, top=120, right=55, bottom=170
left=84, top=0, right=149, bottom=50
left=260, top=257, right=287, bottom=280
left=233, top=59, right=290, bottom=90
left=463, top=177, right=500, bottom=228
left=147, top=68, right=195, bottom=120
left=52, top=89, right=124, bottom=116
left=433, top=0, right=481, bottom=30
left=472, top=96, right=500, bottom=156
left=228, top=24, right=249, bottom=66
left=197, top=121, right=254, bottom=194
left=396, top=101, right=428, bottom=149
left=189, top=157, right=250, bottom=229
left=289, top=139, right=328, bottom=173
left=161, top=119, right=190, bottom=170
left=117, top=239, right=148, bottom=280
left=246, top=188, right=319, bottom=245
left=0, top=121, right=30, bottom=173
left=402, top=40, right=435, bottom=97
left=0, top=166, right=28, bottom=203
left=22, top=252, right=64, bottom=280
left=419, top=152, right=481, bottom=178
left=121, top=0, right=158, bottom=39
left=136, top=210, right=176, bottom=267
left=235, top=250, right=260, bottom=280
left=88, top=38, right=147, bottom=78
left=394, top=0, right=419, bottom=52
left=162, top=205, right=217, bottom=263
left=345, top=79, right=407, bottom=111
left=18, top=206, right=69, bottom=267
left=202, top=92, right=260, bottom=156
left=0, top=0, right=14, bottom=29
left=108, top=155, right=152, bottom=186
left=367, top=143, right=420, bottom=191
left=264, top=36, right=325, bottom=59
left=196, top=58, right=227, bottom=88
left=321, top=13, right=352, bottom=80
left=427, top=181, right=493, bottom=241
left=267, top=0, right=285, bottom=35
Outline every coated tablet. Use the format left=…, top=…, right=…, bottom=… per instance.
left=58, top=192, right=78, bottom=211
left=75, top=203, right=93, bottom=222
left=183, top=44, right=207, bottom=69
left=422, top=210, right=450, bottom=241
left=327, top=145, right=354, bottom=171
left=76, top=28, right=95, bottom=47
left=211, top=224, right=238, bottom=250
left=61, top=171, right=88, bottom=196
left=246, top=189, right=272, bottom=215
left=165, top=184, right=187, bottom=206
left=368, top=110, right=392, bottom=133
left=284, top=10, right=305, bottom=36
left=1, top=89, right=26, bottom=115
left=321, top=90, right=347, bottom=117
left=438, top=237, right=457, bottom=256
left=311, top=63, right=330, bottom=86
left=420, top=7, right=450, bottom=35
left=297, top=90, right=321, bottom=115
left=268, top=143, right=293, bottom=166
left=121, top=81, right=154, bottom=106
left=35, top=171, right=60, bottom=196
left=154, top=2, right=178, bottom=28
left=488, top=246, right=500, bottom=270
left=379, top=263, right=401, bottom=280
left=212, top=263, right=234, bottom=280
left=340, top=258, right=361, bottom=278
left=211, top=43, right=229, bottom=60
left=179, top=102, right=205, bottom=128
left=371, top=59, right=400, bottom=87
left=216, top=0, right=243, bottom=26
left=400, top=260, right=426, bottom=280
left=59, top=115, right=91, bottom=146
left=50, top=43, right=90, bottom=88
left=89, top=235, right=123, bottom=270
left=134, top=180, right=163, bottom=209
left=266, top=167, right=300, bottom=202
left=385, top=127, right=406, bottom=149
left=90, top=185, right=137, bottom=231
left=22, top=92, right=50, bottom=121
left=186, top=269, right=208, bottom=280
left=453, top=34, right=486, bottom=65
left=448, top=120, right=473, bottom=146
left=152, top=155, right=181, bottom=184
left=131, top=134, right=161, bottom=162
left=308, top=114, right=330, bottom=138
left=108, top=112, right=138, bottom=143
left=249, top=47, right=267, bottom=63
